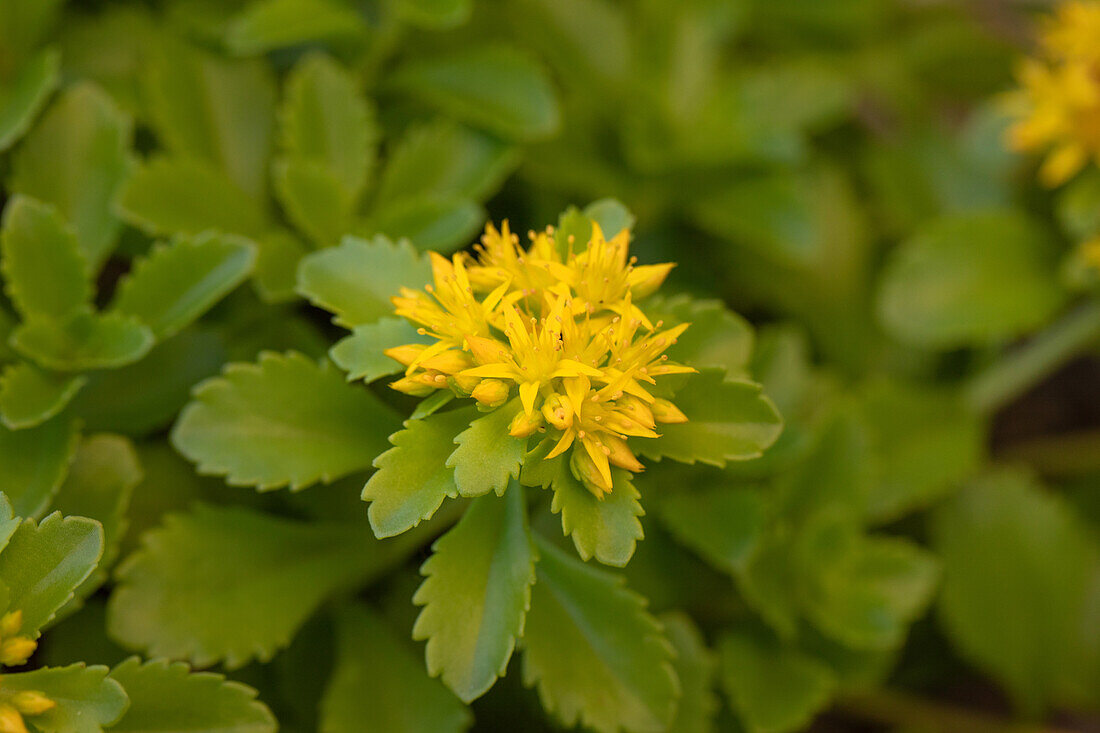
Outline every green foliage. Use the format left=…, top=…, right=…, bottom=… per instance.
left=447, top=399, right=526, bottom=498
left=413, top=487, right=536, bottom=702
left=2, top=664, right=128, bottom=733
left=1, top=195, right=90, bottom=320
left=0, top=48, right=59, bottom=152
left=0, top=362, right=85, bottom=429
left=550, top=465, right=644, bottom=568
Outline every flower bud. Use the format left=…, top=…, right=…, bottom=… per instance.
left=599, top=433, right=645, bottom=472
left=10, top=692, right=54, bottom=716
left=448, top=374, right=481, bottom=395
left=420, top=349, right=474, bottom=374
left=471, top=379, right=510, bottom=408
left=0, top=612, right=21, bottom=639
left=570, top=448, right=612, bottom=497
left=383, top=344, right=425, bottom=368
left=390, top=374, right=436, bottom=397
left=617, top=394, right=655, bottom=429
left=508, top=410, right=544, bottom=438
left=541, top=393, right=573, bottom=431
left=0, top=637, right=36, bottom=666
left=651, top=398, right=688, bottom=424
left=0, top=705, right=26, bottom=733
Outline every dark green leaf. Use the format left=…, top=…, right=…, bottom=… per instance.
left=658, top=486, right=764, bottom=575
left=1, top=195, right=90, bottom=320
left=662, top=612, right=719, bottom=733
left=0, top=361, right=85, bottom=429
left=362, top=195, right=484, bottom=253
left=0, top=47, right=59, bottom=152
left=0, top=415, right=78, bottom=518
left=225, top=0, right=368, bottom=56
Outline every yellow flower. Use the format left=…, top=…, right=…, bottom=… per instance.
left=388, top=219, right=693, bottom=496
left=1005, top=1, right=1100, bottom=186
left=0, top=613, right=34, bottom=668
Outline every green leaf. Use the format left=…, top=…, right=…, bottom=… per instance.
left=1, top=195, right=90, bottom=320
left=662, top=612, right=719, bottom=733
left=109, top=504, right=385, bottom=668
left=658, top=487, right=764, bottom=575
left=8, top=82, right=131, bottom=268
left=272, top=159, right=352, bottom=247
left=297, top=235, right=431, bottom=327
left=646, top=295, right=755, bottom=376
left=1056, top=168, right=1100, bottom=241
left=584, top=198, right=635, bottom=239
left=112, top=233, right=256, bottom=339
left=50, top=434, right=142, bottom=606
left=13, top=311, right=154, bottom=371
left=718, top=631, right=835, bottom=733
left=330, top=317, right=428, bottom=382
left=412, top=487, right=536, bottom=702
left=363, top=407, right=475, bottom=538
left=116, top=156, right=270, bottom=239
left=225, top=0, right=368, bottom=56
left=0, top=415, right=77, bottom=518
left=376, top=119, right=518, bottom=204
left=521, top=536, right=678, bottom=733
left=321, top=604, right=472, bottom=733
left=141, top=35, right=275, bottom=200
left=639, top=369, right=783, bottom=467
left=69, top=328, right=227, bottom=437
left=932, top=470, right=1100, bottom=714
left=362, top=195, right=484, bottom=253
left=0, top=47, right=59, bottom=152
left=1, top=664, right=127, bottom=733
left=108, top=657, right=276, bottom=733
left=0, top=362, right=85, bottom=429
left=550, top=464, right=644, bottom=568
left=252, top=229, right=309, bottom=303
left=876, top=211, right=1067, bottom=348
left=447, top=399, right=526, bottom=498
left=389, top=45, right=560, bottom=141
left=279, top=52, right=376, bottom=200
left=172, top=351, right=396, bottom=491
left=0, top=512, right=103, bottom=633
left=395, top=0, right=472, bottom=29
left=0, top=495, right=21, bottom=556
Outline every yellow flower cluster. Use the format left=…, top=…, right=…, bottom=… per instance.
left=0, top=611, right=54, bottom=733
left=1005, top=1, right=1100, bottom=186
left=386, top=220, right=693, bottom=496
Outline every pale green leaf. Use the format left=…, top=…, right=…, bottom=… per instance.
left=639, top=369, right=783, bottom=467
left=0, top=361, right=86, bottom=429
left=297, top=235, right=431, bottom=327
left=70, top=328, right=227, bottom=436
left=8, top=82, right=131, bottom=267
left=108, top=657, right=276, bottom=733
left=646, top=295, right=755, bottom=376
left=363, top=407, right=475, bottom=538
left=330, top=317, right=428, bottom=382
left=412, top=487, right=536, bottom=702
left=279, top=52, right=376, bottom=198
left=389, top=45, right=560, bottom=141
left=2, top=664, right=127, bottom=733
left=0, top=47, right=59, bottom=152
left=522, top=536, right=679, bottom=733
left=321, top=604, right=472, bottom=733
left=718, top=631, right=835, bottom=733
left=0, top=512, right=103, bottom=633
left=584, top=198, right=635, bottom=239
left=447, top=399, right=526, bottom=498
left=252, top=229, right=308, bottom=303
left=0, top=195, right=90, bottom=320
left=0, top=415, right=78, bottom=518
left=272, top=159, right=352, bottom=247
left=0, top=495, right=21, bottom=556
left=116, top=156, right=270, bottom=239
left=362, top=195, right=483, bottom=253
left=662, top=612, right=719, bottom=733
left=50, top=435, right=142, bottom=607
left=376, top=120, right=518, bottom=204
left=225, top=0, right=368, bottom=56
left=658, top=487, right=764, bottom=575
left=142, top=36, right=275, bottom=199
left=550, top=464, right=644, bottom=568
left=13, top=311, right=155, bottom=371
left=112, top=232, right=256, bottom=339
left=876, top=211, right=1067, bottom=348
left=172, top=351, right=396, bottom=491
left=109, top=504, right=389, bottom=668
left=933, top=470, right=1100, bottom=714
left=395, top=0, right=472, bottom=28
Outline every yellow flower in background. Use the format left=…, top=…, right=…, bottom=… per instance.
left=1005, top=1, right=1100, bottom=186
left=387, top=219, right=690, bottom=496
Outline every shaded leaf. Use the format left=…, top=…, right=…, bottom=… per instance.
left=2, top=664, right=127, bottom=733
left=522, top=536, right=679, bottom=733
left=13, top=311, right=154, bottom=371
left=658, top=486, right=764, bottom=575
left=330, top=317, right=428, bottom=382
left=172, top=351, right=396, bottom=491
left=0, top=415, right=78, bottom=518
left=362, top=195, right=483, bottom=253
left=225, top=0, right=368, bottom=56
left=108, top=657, right=276, bottom=732
left=273, top=159, right=352, bottom=247
left=1, top=195, right=90, bottom=320
left=0, top=47, right=59, bottom=152
left=413, top=487, right=536, bottom=702
left=0, top=361, right=85, bottom=429
left=395, top=0, right=472, bottom=29
left=662, top=612, right=719, bottom=733
left=646, top=294, right=754, bottom=376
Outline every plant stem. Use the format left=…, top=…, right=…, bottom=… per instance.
left=966, top=298, right=1100, bottom=417
left=837, top=689, right=1073, bottom=733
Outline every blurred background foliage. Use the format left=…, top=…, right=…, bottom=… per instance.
left=2, top=0, right=1100, bottom=731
